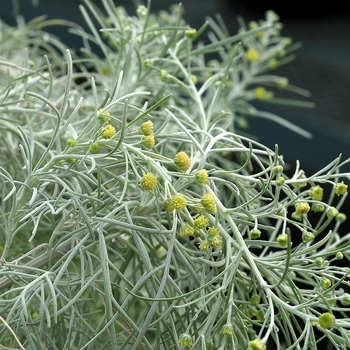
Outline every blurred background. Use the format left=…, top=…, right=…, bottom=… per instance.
left=1, top=0, right=349, bottom=174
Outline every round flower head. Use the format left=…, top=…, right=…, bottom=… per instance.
left=199, top=240, right=211, bottom=251
left=101, top=124, right=116, bottom=139
left=195, top=169, right=209, bottom=185
left=194, top=215, right=209, bottom=229
left=310, top=185, right=324, bottom=201
left=67, top=138, right=77, bottom=147
left=318, top=312, right=335, bottom=329
left=220, top=323, right=233, bottom=336
left=277, top=233, right=288, bottom=248
left=335, top=181, right=348, bottom=196
left=142, top=134, right=155, bottom=148
left=179, top=224, right=195, bottom=238
left=171, top=195, right=187, bottom=210
left=174, top=151, right=191, bottom=172
left=90, top=142, right=99, bottom=153
left=327, top=206, right=339, bottom=219
left=255, top=86, right=267, bottom=100
left=141, top=120, right=153, bottom=136
left=98, top=109, right=111, bottom=123
left=141, top=172, right=157, bottom=191
left=295, top=202, right=310, bottom=215
left=245, top=48, right=259, bottom=62
left=178, top=333, right=193, bottom=347
left=248, top=339, right=266, bottom=350
left=201, top=193, right=217, bottom=214
left=249, top=229, right=261, bottom=239
left=208, top=234, right=223, bottom=249
left=164, top=199, right=175, bottom=213
left=207, top=226, right=219, bottom=237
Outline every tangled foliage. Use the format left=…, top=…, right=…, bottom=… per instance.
left=1, top=1, right=350, bottom=349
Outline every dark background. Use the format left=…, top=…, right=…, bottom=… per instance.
left=1, top=0, right=350, bottom=174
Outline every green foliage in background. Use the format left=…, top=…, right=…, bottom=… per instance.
left=1, top=1, right=350, bottom=349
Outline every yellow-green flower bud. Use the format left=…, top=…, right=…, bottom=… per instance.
left=310, top=185, right=324, bottom=201
left=312, top=203, right=325, bottom=213
left=275, top=176, right=285, bottom=186
left=141, top=120, right=154, bottom=136
left=185, top=28, right=197, bottom=38
left=277, top=77, right=289, bottom=89
left=327, top=207, right=339, bottom=219
left=208, top=234, right=223, bottom=249
left=136, top=5, right=148, bottom=17
left=277, top=233, right=288, bottom=248
left=250, top=294, right=260, bottom=305
left=174, top=151, right=191, bottom=171
left=249, top=229, right=261, bottom=239
left=208, top=226, right=219, bottom=237
left=318, top=312, right=335, bottom=329
left=144, top=59, right=152, bottom=67
left=320, top=277, right=331, bottom=289
left=335, top=181, right=348, bottom=196
left=315, top=257, right=324, bottom=267
left=67, top=158, right=76, bottom=164
left=248, top=339, right=266, bottom=350
left=142, top=134, right=155, bottom=148
left=141, top=172, right=157, bottom=191
left=341, top=293, right=350, bottom=306
left=336, top=212, right=347, bottom=223
left=191, top=75, right=198, bottom=85
left=160, top=69, right=168, bottom=82
left=98, top=109, right=111, bottom=123
left=201, top=193, right=217, bottom=214
left=246, top=48, right=259, bottom=62
left=67, top=138, right=77, bottom=147
left=195, top=169, right=209, bottom=185
left=291, top=212, right=303, bottom=221
left=164, top=199, right=175, bottom=213
left=272, top=165, right=283, bottom=175
left=171, top=195, right=187, bottom=210
left=178, top=333, right=193, bottom=347
left=336, top=251, right=344, bottom=260
left=268, top=58, right=279, bottom=69
left=295, top=202, right=310, bottom=215
left=220, top=323, right=234, bottom=336
left=179, top=224, right=195, bottom=238
left=194, top=215, right=209, bottom=229
left=101, top=124, right=116, bottom=139
left=199, top=240, right=211, bottom=251
left=90, top=142, right=99, bottom=153
left=255, top=86, right=267, bottom=100
left=302, top=232, right=315, bottom=243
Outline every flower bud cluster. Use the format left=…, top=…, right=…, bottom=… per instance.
left=141, top=120, right=156, bottom=148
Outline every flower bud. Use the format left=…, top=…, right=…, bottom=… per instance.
left=194, top=215, right=209, bottom=229
left=141, top=172, right=157, bottom=190
left=341, top=293, right=350, bottom=306
left=336, top=213, right=347, bottom=223
left=277, top=233, right=288, bottom=248
left=141, top=120, right=154, bottom=136
left=249, top=229, right=261, bottom=239
left=207, top=226, right=219, bottom=237
left=312, top=203, right=325, bottom=213
left=179, top=224, right=195, bottom=238
left=201, top=193, right=217, bottom=214
left=67, top=138, right=77, bottom=147
left=160, top=69, right=168, bottom=82
left=318, top=312, right=335, bottom=329
left=335, top=181, right=348, bottom=196
left=327, top=207, right=339, bottom=219
left=220, top=323, right=234, bottom=336
left=171, top=195, right=187, bottom=210
left=250, top=294, right=260, bottom=305
left=185, top=28, right=197, bottom=38
left=248, top=339, right=266, bottom=350
left=275, top=176, right=285, bottom=186
left=310, top=185, right=324, bottom=201
left=302, top=232, right=314, bottom=243
left=336, top=251, right=344, bottom=260
left=178, top=333, right=193, bottom=347
left=315, top=257, right=324, bottom=267
left=174, top=151, right=191, bottom=171
left=208, top=234, right=223, bottom=249
left=246, top=48, right=259, bottom=62
left=142, top=134, right=155, bottom=148
left=199, top=240, right=211, bottom=251
left=195, top=169, right=209, bottom=185
left=320, top=277, right=331, bottom=289
left=272, top=165, right=283, bottom=175
left=295, top=202, right=310, bottom=215
left=90, top=142, right=99, bottom=153
left=101, top=124, right=116, bottom=139
left=255, top=86, right=267, bottom=100
left=164, top=199, right=175, bottom=213
left=98, top=109, right=111, bottom=123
